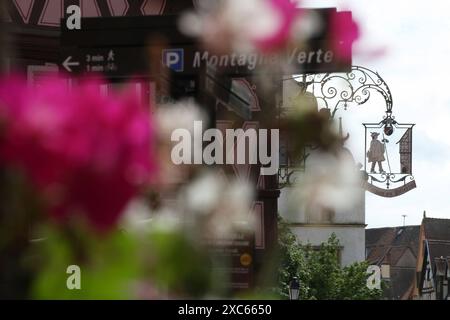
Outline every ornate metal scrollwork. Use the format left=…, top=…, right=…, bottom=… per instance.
left=291, top=65, right=393, bottom=118
left=279, top=66, right=416, bottom=196
left=369, top=172, right=415, bottom=190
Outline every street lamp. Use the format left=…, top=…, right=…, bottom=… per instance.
left=289, top=277, right=300, bottom=300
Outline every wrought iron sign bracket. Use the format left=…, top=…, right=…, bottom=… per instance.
left=280, top=66, right=416, bottom=196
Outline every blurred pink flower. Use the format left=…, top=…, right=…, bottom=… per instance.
left=330, top=11, right=360, bottom=61
left=0, top=75, right=155, bottom=232
left=254, top=0, right=300, bottom=53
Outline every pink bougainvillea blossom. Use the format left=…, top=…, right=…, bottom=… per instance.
left=0, top=75, right=155, bottom=232
left=253, top=0, right=301, bottom=53
left=330, top=10, right=360, bottom=61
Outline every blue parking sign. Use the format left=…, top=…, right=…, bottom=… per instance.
left=162, top=48, right=184, bottom=72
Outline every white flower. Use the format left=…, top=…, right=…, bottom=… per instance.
left=156, top=99, right=207, bottom=140
left=154, top=100, right=207, bottom=186
left=287, top=149, right=362, bottom=222
left=179, top=169, right=256, bottom=238
left=179, top=0, right=301, bottom=54
left=120, top=198, right=153, bottom=232
left=184, top=170, right=224, bottom=215
left=150, top=208, right=182, bottom=233
left=223, top=179, right=255, bottom=220
left=211, top=175, right=256, bottom=237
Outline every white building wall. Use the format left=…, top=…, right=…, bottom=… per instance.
left=278, top=152, right=367, bottom=266
left=279, top=178, right=366, bottom=266
left=278, top=179, right=366, bottom=225
left=290, top=225, right=366, bottom=266
left=279, top=78, right=367, bottom=267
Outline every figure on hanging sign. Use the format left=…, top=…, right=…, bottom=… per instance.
left=367, top=132, right=386, bottom=173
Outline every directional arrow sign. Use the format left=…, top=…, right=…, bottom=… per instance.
left=60, top=48, right=148, bottom=77
left=62, top=56, right=80, bottom=72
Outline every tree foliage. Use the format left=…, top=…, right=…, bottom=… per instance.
left=277, top=217, right=382, bottom=300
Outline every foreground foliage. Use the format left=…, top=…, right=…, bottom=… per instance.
left=277, top=218, right=382, bottom=300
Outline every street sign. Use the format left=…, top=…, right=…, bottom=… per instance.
left=60, top=9, right=354, bottom=78
left=60, top=47, right=148, bottom=77
left=60, top=43, right=350, bottom=78
left=206, top=229, right=254, bottom=292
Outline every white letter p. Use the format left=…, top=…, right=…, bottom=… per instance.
left=167, top=52, right=180, bottom=67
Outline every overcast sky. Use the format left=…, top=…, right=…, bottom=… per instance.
left=300, top=0, right=450, bottom=228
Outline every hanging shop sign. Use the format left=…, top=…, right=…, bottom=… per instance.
left=363, top=121, right=416, bottom=197
left=291, top=66, right=416, bottom=198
